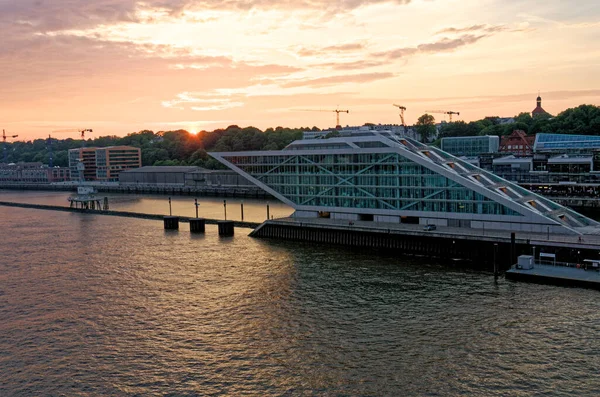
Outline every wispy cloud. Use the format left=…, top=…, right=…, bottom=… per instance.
left=0, top=0, right=414, bottom=32
left=162, top=92, right=244, bottom=111
left=374, top=34, right=487, bottom=60
left=282, top=72, right=395, bottom=88
left=315, top=60, right=386, bottom=71
left=436, top=23, right=534, bottom=35
left=297, top=42, right=366, bottom=57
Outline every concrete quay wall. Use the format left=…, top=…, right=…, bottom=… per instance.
left=250, top=219, right=600, bottom=270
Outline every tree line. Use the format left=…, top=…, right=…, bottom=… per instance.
left=3, top=125, right=316, bottom=169
left=3, top=104, right=599, bottom=168
left=415, top=104, right=600, bottom=143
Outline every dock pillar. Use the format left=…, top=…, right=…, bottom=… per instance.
left=218, top=220, right=234, bottom=236
left=164, top=216, right=179, bottom=230
left=510, top=232, right=516, bottom=267
left=190, top=218, right=206, bottom=234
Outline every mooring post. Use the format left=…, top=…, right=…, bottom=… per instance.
left=195, top=198, right=199, bottom=218
left=168, top=197, right=172, bottom=216
left=241, top=201, right=244, bottom=221
left=494, top=243, right=499, bottom=282
left=267, top=203, right=270, bottom=220
left=224, top=199, right=227, bottom=220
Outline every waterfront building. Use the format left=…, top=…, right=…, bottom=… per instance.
left=69, top=146, right=141, bottom=182
left=499, top=130, right=535, bottom=156
left=210, top=129, right=600, bottom=235
left=0, top=162, right=70, bottom=183
left=69, top=148, right=98, bottom=181
left=533, top=133, right=600, bottom=154
left=547, top=155, right=594, bottom=173
left=441, top=135, right=499, bottom=157
left=119, top=166, right=255, bottom=188
left=119, top=166, right=200, bottom=185
left=303, top=124, right=418, bottom=141
left=492, top=156, right=534, bottom=174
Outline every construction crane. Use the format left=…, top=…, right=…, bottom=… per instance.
left=297, top=109, right=349, bottom=129
left=52, top=128, right=93, bottom=140
left=2, top=129, right=19, bottom=164
left=47, top=134, right=54, bottom=168
left=393, top=104, right=407, bottom=126
left=52, top=128, right=93, bottom=151
left=425, top=110, right=460, bottom=122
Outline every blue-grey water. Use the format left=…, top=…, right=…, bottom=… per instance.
left=1, top=195, right=599, bottom=395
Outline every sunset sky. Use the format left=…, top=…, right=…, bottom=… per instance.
left=1, top=0, right=599, bottom=140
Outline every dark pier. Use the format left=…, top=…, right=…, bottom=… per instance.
left=2, top=200, right=599, bottom=273
left=250, top=218, right=600, bottom=271
left=0, top=201, right=259, bottom=229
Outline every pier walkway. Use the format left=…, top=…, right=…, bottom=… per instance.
left=3, top=200, right=598, bottom=269
left=0, top=201, right=260, bottom=229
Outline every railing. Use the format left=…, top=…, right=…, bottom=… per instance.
left=535, top=259, right=600, bottom=271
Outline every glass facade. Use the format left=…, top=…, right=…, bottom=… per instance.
left=223, top=152, right=522, bottom=216
left=534, top=134, right=600, bottom=152
left=441, top=136, right=499, bottom=157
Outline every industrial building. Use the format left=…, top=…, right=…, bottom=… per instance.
left=119, top=166, right=198, bottom=185
left=119, top=166, right=255, bottom=188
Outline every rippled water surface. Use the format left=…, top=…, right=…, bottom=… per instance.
left=1, top=204, right=599, bottom=396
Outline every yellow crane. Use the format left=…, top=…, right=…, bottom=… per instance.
left=2, top=129, right=19, bottom=164
left=425, top=110, right=460, bottom=122
left=297, top=109, right=349, bottom=128
left=52, top=128, right=93, bottom=140
left=393, top=104, right=407, bottom=126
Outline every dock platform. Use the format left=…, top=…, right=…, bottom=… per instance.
left=506, top=263, right=600, bottom=290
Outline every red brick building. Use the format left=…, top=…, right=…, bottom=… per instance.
left=499, top=130, right=535, bottom=156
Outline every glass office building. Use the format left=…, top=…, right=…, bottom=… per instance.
left=441, top=135, right=499, bottom=157
left=211, top=130, right=600, bottom=235
left=534, top=134, right=600, bottom=153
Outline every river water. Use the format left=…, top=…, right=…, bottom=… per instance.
left=1, top=191, right=599, bottom=396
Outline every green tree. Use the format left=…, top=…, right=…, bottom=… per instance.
left=416, top=114, right=436, bottom=142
